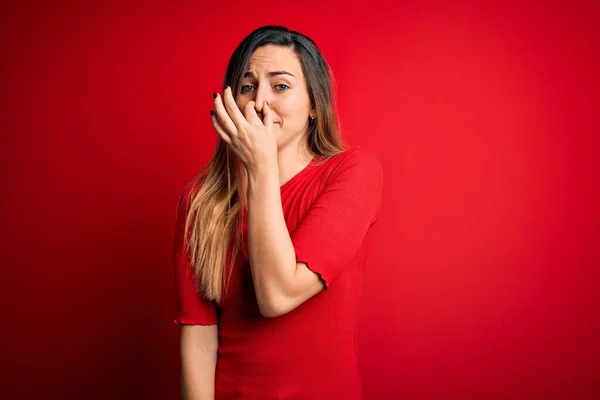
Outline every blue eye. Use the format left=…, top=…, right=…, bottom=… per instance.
left=240, top=84, right=289, bottom=94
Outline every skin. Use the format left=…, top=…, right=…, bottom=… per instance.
left=210, top=44, right=325, bottom=317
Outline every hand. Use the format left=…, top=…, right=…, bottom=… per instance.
left=210, top=86, right=278, bottom=175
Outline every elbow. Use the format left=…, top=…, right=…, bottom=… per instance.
left=258, top=305, right=282, bottom=318
left=257, top=294, right=292, bottom=318
left=255, top=265, right=300, bottom=318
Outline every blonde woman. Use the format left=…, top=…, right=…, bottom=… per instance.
left=174, top=25, right=383, bottom=400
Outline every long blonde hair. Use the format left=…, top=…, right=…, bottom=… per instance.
left=183, top=26, right=347, bottom=303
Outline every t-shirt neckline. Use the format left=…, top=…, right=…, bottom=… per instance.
left=280, top=156, right=317, bottom=190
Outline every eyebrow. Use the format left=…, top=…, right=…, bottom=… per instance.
left=243, top=70, right=296, bottom=79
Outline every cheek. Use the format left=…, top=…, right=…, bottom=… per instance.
left=273, top=97, right=308, bottom=120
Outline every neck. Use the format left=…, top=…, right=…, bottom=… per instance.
left=277, top=135, right=313, bottom=187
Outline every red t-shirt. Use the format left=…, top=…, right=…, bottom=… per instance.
left=174, top=147, right=383, bottom=400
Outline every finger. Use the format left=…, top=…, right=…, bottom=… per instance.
left=222, top=86, right=250, bottom=131
left=211, top=110, right=232, bottom=144
left=213, top=92, right=238, bottom=137
left=243, top=101, right=263, bottom=126
left=263, top=101, right=273, bottom=127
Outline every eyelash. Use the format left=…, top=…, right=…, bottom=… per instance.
left=240, top=84, right=289, bottom=94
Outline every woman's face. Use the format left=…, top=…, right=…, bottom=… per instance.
left=236, top=44, right=315, bottom=147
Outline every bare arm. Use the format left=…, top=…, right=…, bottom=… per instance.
left=180, top=324, right=218, bottom=400
left=247, top=166, right=324, bottom=318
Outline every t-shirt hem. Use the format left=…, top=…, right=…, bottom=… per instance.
left=296, top=257, right=331, bottom=290
left=173, top=318, right=218, bottom=325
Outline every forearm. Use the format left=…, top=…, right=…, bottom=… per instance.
left=247, top=166, right=297, bottom=315
left=180, top=350, right=217, bottom=400
left=180, top=325, right=218, bottom=400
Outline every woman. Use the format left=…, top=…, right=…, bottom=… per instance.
left=174, top=25, right=383, bottom=400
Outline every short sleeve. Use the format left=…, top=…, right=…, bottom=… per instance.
left=291, top=148, right=384, bottom=288
left=173, top=182, right=218, bottom=325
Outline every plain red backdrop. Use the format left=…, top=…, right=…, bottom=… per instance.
left=1, top=1, right=598, bottom=399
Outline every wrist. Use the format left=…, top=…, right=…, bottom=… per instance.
left=247, top=164, right=279, bottom=190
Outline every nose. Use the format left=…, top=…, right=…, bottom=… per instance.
left=252, top=82, right=273, bottom=118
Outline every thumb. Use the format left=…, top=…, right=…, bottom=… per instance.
left=263, top=101, right=273, bottom=127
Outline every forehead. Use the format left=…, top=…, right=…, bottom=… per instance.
left=247, top=45, right=302, bottom=76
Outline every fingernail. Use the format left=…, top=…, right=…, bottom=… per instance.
left=213, top=93, right=217, bottom=99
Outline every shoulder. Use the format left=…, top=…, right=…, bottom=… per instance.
left=327, top=146, right=383, bottom=181
left=342, top=146, right=382, bottom=167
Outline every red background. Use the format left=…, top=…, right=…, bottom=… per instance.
left=1, top=1, right=599, bottom=399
